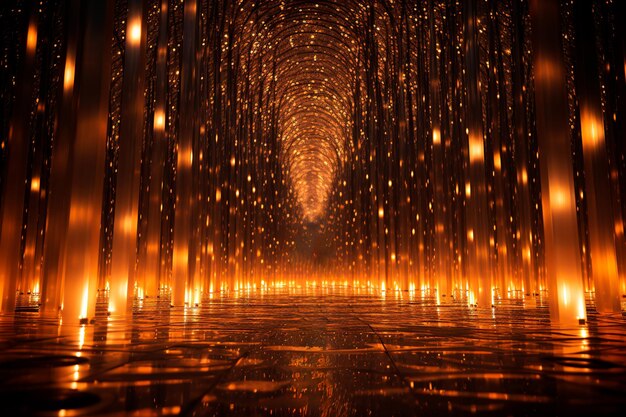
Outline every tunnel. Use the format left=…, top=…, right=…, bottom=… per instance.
left=0, top=0, right=626, bottom=415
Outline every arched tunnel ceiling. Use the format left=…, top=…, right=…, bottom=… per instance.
left=3, top=0, right=624, bottom=326
left=235, top=0, right=363, bottom=220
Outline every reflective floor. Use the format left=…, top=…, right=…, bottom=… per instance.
left=1, top=290, right=626, bottom=416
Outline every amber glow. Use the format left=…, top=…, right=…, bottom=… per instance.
left=432, top=128, right=441, bottom=145
left=580, top=109, right=603, bottom=151
left=63, top=56, right=75, bottom=91
left=469, top=134, right=484, bottom=163
left=127, top=19, right=142, bottom=46
left=0, top=0, right=623, bottom=329
left=26, top=21, right=37, bottom=53
left=550, top=185, right=571, bottom=212
left=153, top=109, right=165, bottom=131
left=30, top=177, right=40, bottom=193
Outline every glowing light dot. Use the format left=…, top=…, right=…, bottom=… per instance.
left=154, top=110, right=165, bottom=131
left=128, top=19, right=142, bottom=45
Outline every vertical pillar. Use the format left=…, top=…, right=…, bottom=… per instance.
left=0, top=9, right=38, bottom=312
left=137, top=0, right=169, bottom=300
left=41, top=0, right=114, bottom=322
left=109, top=0, right=148, bottom=314
left=511, top=0, right=536, bottom=299
left=172, top=0, right=198, bottom=306
left=20, top=122, right=44, bottom=301
left=61, top=1, right=114, bottom=322
left=530, top=0, right=586, bottom=324
left=428, top=2, right=451, bottom=299
left=487, top=4, right=514, bottom=298
left=573, top=0, right=621, bottom=313
left=41, top=1, right=80, bottom=316
left=20, top=7, right=56, bottom=302
left=464, top=0, right=492, bottom=307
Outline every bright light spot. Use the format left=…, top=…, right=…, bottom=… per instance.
left=154, top=109, right=165, bottom=131
left=30, top=177, right=40, bottom=193
left=433, top=128, right=441, bottom=145
left=128, top=18, right=142, bottom=45
left=64, top=56, right=75, bottom=91
left=469, top=137, right=484, bottom=163
left=26, top=21, right=37, bottom=53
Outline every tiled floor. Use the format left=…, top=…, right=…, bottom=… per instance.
left=1, top=290, right=625, bottom=416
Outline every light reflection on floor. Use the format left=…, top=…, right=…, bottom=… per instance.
left=1, top=289, right=625, bottom=416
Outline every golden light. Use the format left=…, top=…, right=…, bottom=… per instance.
left=580, top=108, right=604, bottom=151
left=2, top=0, right=622, bottom=376
left=154, top=109, right=165, bottom=131
left=432, top=128, right=441, bottom=145
left=178, top=147, right=193, bottom=168
left=63, top=56, right=75, bottom=91
left=615, top=220, right=624, bottom=237
left=128, top=18, right=142, bottom=46
left=30, top=177, right=40, bottom=193
left=79, top=283, right=89, bottom=320
left=26, top=21, right=37, bottom=53
left=534, top=56, right=559, bottom=83
left=468, top=133, right=484, bottom=163
left=493, top=151, right=501, bottom=171
left=122, top=214, right=135, bottom=236
left=550, top=185, right=570, bottom=212
left=3, top=3, right=621, bottom=413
